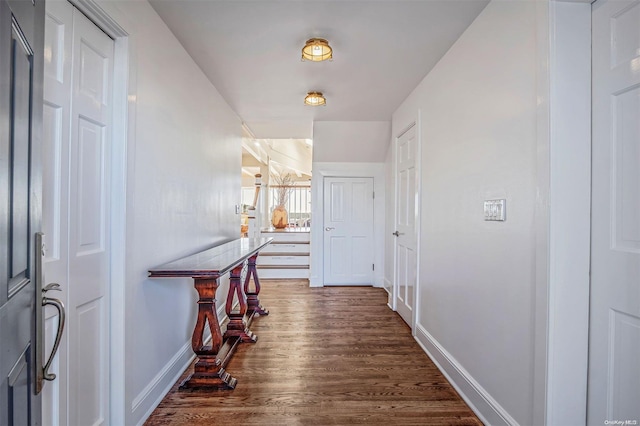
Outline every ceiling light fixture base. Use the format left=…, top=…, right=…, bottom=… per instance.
left=301, top=38, right=333, bottom=62
left=304, top=92, right=326, bottom=106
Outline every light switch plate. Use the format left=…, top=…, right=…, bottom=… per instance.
left=484, top=199, right=506, bottom=221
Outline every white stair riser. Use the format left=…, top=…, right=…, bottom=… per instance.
left=257, top=255, right=310, bottom=266
left=263, top=243, right=309, bottom=254
left=260, top=232, right=310, bottom=243
left=258, top=268, right=310, bottom=279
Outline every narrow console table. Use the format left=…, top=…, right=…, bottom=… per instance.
left=148, top=237, right=272, bottom=390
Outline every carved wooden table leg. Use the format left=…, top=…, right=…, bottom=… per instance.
left=224, top=264, right=257, bottom=343
left=245, top=253, right=269, bottom=316
left=180, top=277, right=237, bottom=390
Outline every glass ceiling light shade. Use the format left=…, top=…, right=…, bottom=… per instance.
left=302, top=38, right=332, bottom=62
left=304, top=92, right=326, bottom=106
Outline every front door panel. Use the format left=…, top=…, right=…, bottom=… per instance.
left=0, top=0, right=44, bottom=424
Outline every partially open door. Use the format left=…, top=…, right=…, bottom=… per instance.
left=0, top=0, right=45, bottom=424
left=393, top=124, right=418, bottom=328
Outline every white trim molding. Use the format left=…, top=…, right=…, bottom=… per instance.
left=133, top=305, right=229, bottom=426
left=544, top=3, right=591, bottom=425
left=415, top=325, right=518, bottom=426
left=132, top=340, right=194, bottom=426
left=532, top=2, right=592, bottom=425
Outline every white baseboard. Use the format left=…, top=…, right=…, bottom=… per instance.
left=131, top=339, right=195, bottom=426
left=309, top=274, right=322, bottom=287
left=133, top=304, right=228, bottom=426
left=414, top=324, right=518, bottom=426
left=385, top=278, right=394, bottom=309
left=310, top=274, right=384, bottom=288
left=372, top=273, right=386, bottom=288
left=383, top=277, right=392, bottom=293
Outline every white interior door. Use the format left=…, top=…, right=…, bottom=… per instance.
left=394, top=125, right=417, bottom=327
left=589, top=0, right=640, bottom=423
left=323, top=177, right=374, bottom=285
left=43, top=3, right=114, bottom=425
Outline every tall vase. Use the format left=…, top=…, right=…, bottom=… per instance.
left=271, top=205, right=288, bottom=229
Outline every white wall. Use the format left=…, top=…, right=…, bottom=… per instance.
left=311, top=121, right=390, bottom=288
left=313, top=121, right=390, bottom=163
left=389, top=2, right=540, bottom=424
left=97, top=2, right=242, bottom=424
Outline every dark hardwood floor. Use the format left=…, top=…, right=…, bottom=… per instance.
left=145, top=280, right=483, bottom=425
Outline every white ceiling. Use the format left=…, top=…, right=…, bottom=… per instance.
left=149, top=0, right=489, bottom=139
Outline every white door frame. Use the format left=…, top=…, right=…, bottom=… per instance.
left=391, top=118, right=421, bottom=332
left=64, top=1, right=131, bottom=424
left=532, top=2, right=592, bottom=425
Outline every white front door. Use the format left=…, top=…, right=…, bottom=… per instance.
left=43, top=3, right=114, bottom=424
left=394, top=125, right=418, bottom=327
left=589, top=0, right=640, bottom=423
left=323, top=177, right=374, bottom=285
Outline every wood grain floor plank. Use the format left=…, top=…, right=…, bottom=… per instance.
left=144, top=280, right=483, bottom=425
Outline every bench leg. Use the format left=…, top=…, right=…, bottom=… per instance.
left=180, top=357, right=237, bottom=390
left=244, top=254, right=269, bottom=316
left=180, top=278, right=237, bottom=390
left=224, top=264, right=257, bottom=343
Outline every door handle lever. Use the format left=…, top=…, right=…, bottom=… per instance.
left=325, top=227, right=335, bottom=231
left=393, top=231, right=404, bottom=237
left=42, top=286, right=65, bottom=382
left=34, top=232, right=67, bottom=394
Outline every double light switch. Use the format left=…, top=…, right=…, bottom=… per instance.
left=484, top=199, right=506, bottom=221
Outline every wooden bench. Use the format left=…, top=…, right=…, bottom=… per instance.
left=148, top=237, right=272, bottom=390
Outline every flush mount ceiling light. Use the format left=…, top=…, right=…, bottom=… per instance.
left=304, top=92, right=326, bottom=106
left=302, top=38, right=333, bottom=62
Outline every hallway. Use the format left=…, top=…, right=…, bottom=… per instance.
left=145, top=280, right=482, bottom=425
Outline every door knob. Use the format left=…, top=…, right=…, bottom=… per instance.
left=393, top=231, right=404, bottom=237
left=325, top=227, right=335, bottom=231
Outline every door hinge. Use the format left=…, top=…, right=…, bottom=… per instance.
left=373, top=191, right=375, bottom=199
left=372, top=263, right=375, bottom=271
